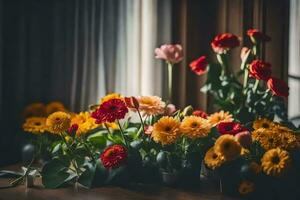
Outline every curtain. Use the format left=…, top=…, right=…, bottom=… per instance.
left=0, top=0, right=171, bottom=165
left=288, top=0, right=300, bottom=120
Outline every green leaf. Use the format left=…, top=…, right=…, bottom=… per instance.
left=78, top=160, right=106, bottom=188
left=88, top=131, right=107, bottom=149
left=41, top=159, right=76, bottom=188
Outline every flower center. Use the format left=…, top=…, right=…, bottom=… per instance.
left=262, top=123, right=269, bottom=128
left=212, top=154, right=218, bottom=159
left=271, top=156, right=280, bottom=164
left=164, top=126, right=171, bottom=132
left=225, top=126, right=232, bottom=131
left=191, top=122, right=198, bottom=128
left=34, top=122, right=41, bottom=126
left=109, top=106, right=118, bottom=111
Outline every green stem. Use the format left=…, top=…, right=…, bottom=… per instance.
left=136, top=109, right=145, bottom=138
left=243, top=68, right=249, bottom=95
left=253, top=79, right=260, bottom=93
left=167, top=62, right=173, bottom=102
left=117, top=120, right=129, bottom=147
left=217, top=54, right=228, bottom=78
left=104, top=123, right=112, bottom=135
left=81, top=138, right=96, bottom=163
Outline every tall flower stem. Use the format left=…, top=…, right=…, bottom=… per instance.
left=243, top=68, right=249, bottom=95
left=167, top=62, right=173, bottom=102
left=136, top=109, right=145, bottom=138
left=253, top=79, right=260, bottom=93
left=217, top=54, right=228, bottom=78
left=81, top=138, right=96, bottom=163
left=117, top=120, right=129, bottom=148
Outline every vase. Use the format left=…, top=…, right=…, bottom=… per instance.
left=161, top=171, right=179, bottom=186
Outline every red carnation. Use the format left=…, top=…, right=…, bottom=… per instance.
left=249, top=60, right=272, bottom=81
left=211, top=33, right=240, bottom=54
left=192, top=110, right=208, bottom=119
left=68, top=124, right=78, bottom=134
left=247, top=29, right=271, bottom=44
left=189, top=56, right=208, bottom=75
left=267, top=77, right=289, bottom=97
left=91, top=98, right=128, bottom=123
left=100, top=145, right=127, bottom=169
left=217, top=122, right=247, bottom=136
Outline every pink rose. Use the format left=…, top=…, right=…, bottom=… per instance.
left=235, top=131, right=252, bottom=148
left=165, top=104, right=177, bottom=116
left=155, top=44, right=183, bottom=64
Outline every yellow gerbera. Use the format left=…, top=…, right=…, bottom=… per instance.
left=137, top=96, right=166, bottom=116
left=214, top=134, right=241, bottom=161
left=207, top=110, right=233, bottom=126
left=23, top=103, right=46, bottom=118
left=46, top=101, right=67, bottom=115
left=180, top=116, right=212, bottom=139
left=46, top=111, right=71, bottom=134
left=71, top=112, right=100, bottom=136
left=279, top=131, right=300, bottom=151
left=272, top=123, right=293, bottom=132
left=22, top=117, right=47, bottom=134
left=261, top=148, right=291, bottom=177
left=100, top=93, right=123, bottom=104
left=238, top=180, right=254, bottom=195
left=204, top=147, right=225, bottom=170
left=152, top=116, right=180, bottom=145
left=252, top=118, right=275, bottom=130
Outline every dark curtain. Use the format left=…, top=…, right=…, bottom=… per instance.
left=171, top=0, right=290, bottom=112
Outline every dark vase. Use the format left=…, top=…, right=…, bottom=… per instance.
left=161, top=171, right=179, bottom=186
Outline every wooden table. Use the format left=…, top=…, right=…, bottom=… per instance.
left=0, top=165, right=238, bottom=200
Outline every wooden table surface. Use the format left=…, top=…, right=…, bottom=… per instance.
left=0, top=165, right=238, bottom=200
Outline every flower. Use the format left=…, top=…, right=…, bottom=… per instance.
left=68, top=124, right=78, bottom=135
left=217, top=122, right=247, bottom=135
left=261, top=148, right=291, bottom=177
left=211, top=33, right=240, bottom=54
left=46, top=111, right=71, bottom=134
left=267, top=77, right=289, bottom=97
left=164, top=104, right=177, bottom=116
left=91, top=98, right=128, bottom=123
left=204, top=147, right=225, bottom=170
left=235, top=131, right=252, bottom=148
left=207, top=110, right=233, bottom=126
left=22, top=117, right=47, bottom=134
left=247, top=29, right=271, bottom=44
left=100, top=93, right=123, bottom=104
left=124, top=96, right=139, bottom=110
left=238, top=180, right=255, bottom=195
left=249, top=60, right=272, bottom=81
left=192, top=109, right=208, bottom=119
left=240, top=47, right=251, bottom=61
left=253, top=118, right=275, bottom=130
left=103, top=122, right=119, bottom=130
left=137, top=96, right=166, bottom=116
left=46, top=102, right=67, bottom=115
left=253, top=129, right=280, bottom=150
left=23, top=103, right=46, bottom=118
left=189, top=56, right=208, bottom=75
left=144, top=125, right=154, bottom=135
left=214, top=134, right=242, bottom=161
left=279, top=131, right=300, bottom=151
left=71, top=112, right=100, bottom=136
left=100, top=145, right=127, bottom=169
left=180, top=116, right=212, bottom=139
left=152, top=117, right=181, bottom=145
left=155, top=44, right=183, bottom=64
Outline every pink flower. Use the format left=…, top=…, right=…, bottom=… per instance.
left=235, top=131, right=252, bottom=148
left=68, top=124, right=78, bottom=135
left=164, top=104, right=177, bottom=116
left=144, top=125, right=153, bottom=135
left=155, top=44, right=183, bottom=64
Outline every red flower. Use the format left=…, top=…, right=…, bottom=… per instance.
left=189, top=56, right=208, bottom=75
left=68, top=124, right=78, bottom=134
left=211, top=33, right=240, bottom=54
left=267, top=77, right=289, bottom=97
left=217, top=122, right=247, bottom=136
left=247, top=29, right=271, bottom=43
left=192, top=110, right=208, bottom=119
left=100, top=145, right=127, bottom=169
left=249, top=60, right=272, bottom=81
left=124, top=96, right=139, bottom=110
left=91, top=99, right=128, bottom=123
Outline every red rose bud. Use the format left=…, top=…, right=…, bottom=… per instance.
left=247, top=29, right=271, bottom=44
left=189, top=56, right=208, bottom=75
left=235, top=131, right=252, bottom=148
left=100, top=145, right=127, bottom=169
left=217, top=122, right=247, bottom=136
left=249, top=60, right=272, bottom=81
left=192, top=110, right=208, bottom=119
left=211, top=33, right=240, bottom=54
left=267, top=77, right=289, bottom=97
left=125, top=96, right=139, bottom=110
left=68, top=124, right=78, bottom=134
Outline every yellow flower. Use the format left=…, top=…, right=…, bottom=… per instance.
left=253, top=118, right=275, bottom=130
left=103, top=122, right=119, bottom=130
left=180, top=116, right=212, bottom=139
left=238, top=180, right=254, bottom=195
left=261, top=148, right=291, bottom=177
left=204, top=147, right=225, bottom=170
left=273, top=123, right=293, bottom=132
left=207, top=110, right=233, bottom=126
left=71, top=112, right=100, bottom=136
left=152, top=116, right=180, bottom=145
left=249, top=162, right=262, bottom=174
left=22, top=117, right=47, bottom=134
left=46, top=111, right=71, bottom=134
left=214, top=134, right=241, bottom=161
left=23, top=103, right=46, bottom=118
left=46, top=102, right=67, bottom=115
left=100, top=93, right=123, bottom=104
left=137, top=96, right=166, bottom=116
left=252, top=128, right=280, bottom=151
left=279, top=131, right=300, bottom=151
